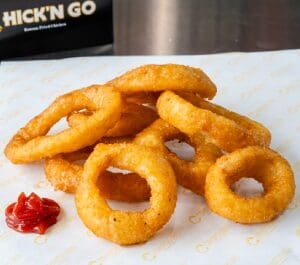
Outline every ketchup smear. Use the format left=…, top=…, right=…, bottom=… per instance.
left=5, top=192, right=60, bottom=234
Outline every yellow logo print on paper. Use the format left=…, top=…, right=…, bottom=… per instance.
left=142, top=230, right=177, bottom=261
left=35, top=180, right=50, bottom=188
left=296, top=228, right=300, bottom=237
left=88, top=260, right=103, bottom=265
left=195, top=223, right=230, bottom=253
left=34, top=235, right=48, bottom=245
left=245, top=236, right=260, bottom=246
left=245, top=222, right=276, bottom=246
left=188, top=205, right=210, bottom=224
left=268, top=248, right=291, bottom=265
left=189, top=214, right=202, bottom=224
left=142, top=252, right=157, bottom=261
left=195, top=243, right=209, bottom=253
left=88, top=246, right=122, bottom=265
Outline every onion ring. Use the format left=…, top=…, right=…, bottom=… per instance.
left=5, top=85, right=122, bottom=164
left=124, top=92, right=160, bottom=105
left=134, top=119, right=222, bottom=195
left=205, top=146, right=295, bottom=224
left=157, top=91, right=271, bottom=152
left=67, top=104, right=158, bottom=137
left=44, top=148, right=150, bottom=202
left=107, top=64, right=217, bottom=99
left=75, top=143, right=177, bottom=245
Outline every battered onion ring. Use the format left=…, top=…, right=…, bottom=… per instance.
left=5, top=85, right=122, bottom=164
left=67, top=104, right=158, bottom=137
left=157, top=91, right=271, bottom=152
left=107, top=64, right=217, bottom=99
left=205, top=146, right=295, bottom=224
left=75, top=143, right=177, bottom=245
left=44, top=146, right=150, bottom=202
left=134, top=119, right=222, bottom=195
left=124, top=92, right=159, bottom=105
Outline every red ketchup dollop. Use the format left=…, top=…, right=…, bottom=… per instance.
left=5, top=192, right=60, bottom=234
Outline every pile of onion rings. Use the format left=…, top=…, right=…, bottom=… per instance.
left=4, top=64, right=295, bottom=245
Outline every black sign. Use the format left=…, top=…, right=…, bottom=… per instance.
left=0, top=0, right=113, bottom=59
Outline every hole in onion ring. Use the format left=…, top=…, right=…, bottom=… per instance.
left=141, top=103, right=157, bottom=111
left=106, top=166, right=133, bottom=175
left=104, top=166, right=150, bottom=212
left=107, top=200, right=150, bottom=212
left=231, top=178, right=264, bottom=198
left=47, top=117, right=70, bottom=135
left=164, top=139, right=195, bottom=162
left=73, top=159, right=85, bottom=166
left=47, top=110, right=95, bottom=135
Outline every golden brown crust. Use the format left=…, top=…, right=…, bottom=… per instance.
left=44, top=151, right=150, bottom=202
left=67, top=104, right=158, bottom=137
left=107, top=64, right=217, bottom=99
left=5, top=85, right=122, bottom=163
left=157, top=91, right=271, bottom=152
left=134, top=119, right=222, bottom=195
left=123, top=91, right=160, bottom=105
left=75, top=143, right=177, bottom=245
left=205, top=146, right=295, bottom=224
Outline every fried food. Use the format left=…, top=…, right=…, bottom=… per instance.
left=124, top=91, right=160, bottom=105
left=67, top=104, right=158, bottom=137
left=4, top=63, right=294, bottom=244
left=134, top=119, right=222, bottom=195
left=5, top=85, right=122, bottom=164
left=44, top=144, right=150, bottom=202
left=157, top=91, right=271, bottom=152
left=75, top=143, right=177, bottom=245
left=107, top=64, right=217, bottom=99
left=205, top=146, right=295, bottom=224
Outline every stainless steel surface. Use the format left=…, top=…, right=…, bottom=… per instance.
left=114, top=0, right=300, bottom=55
